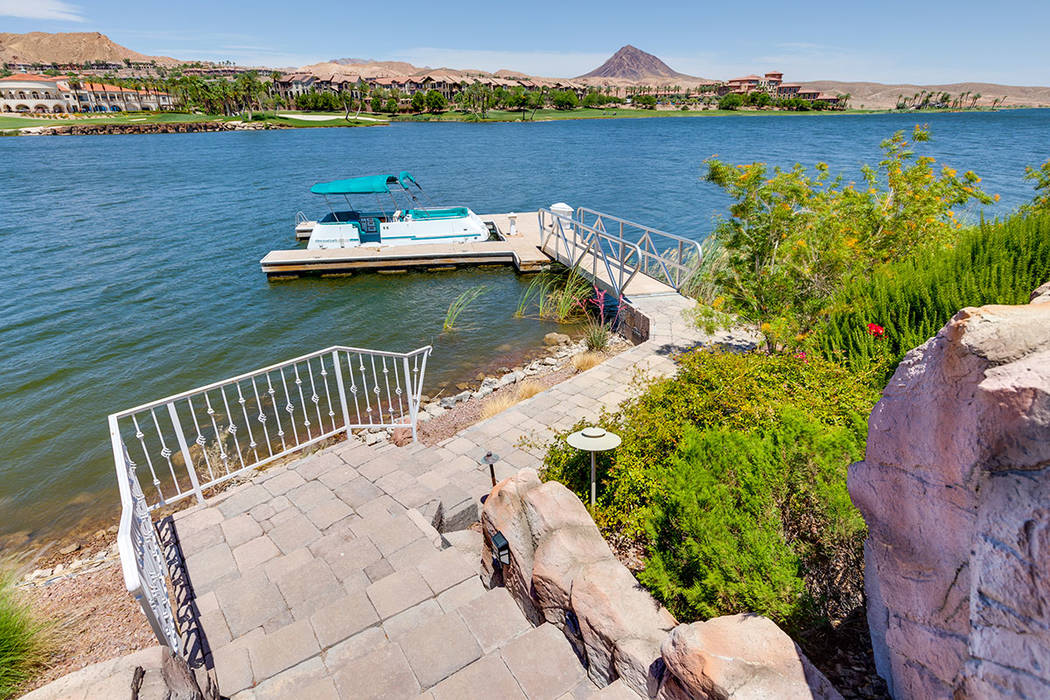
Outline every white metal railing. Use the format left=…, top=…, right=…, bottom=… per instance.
left=539, top=208, right=644, bottom=298
left=574, top=207, right=704, bottom=292
left=295, top=211, right=310, bottom=226
left=112, top=343, right=431, bottom=651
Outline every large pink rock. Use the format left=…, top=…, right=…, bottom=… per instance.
left=849, top=293, right=1050, bottom=698
left=661, top=615, right=843, bottom=700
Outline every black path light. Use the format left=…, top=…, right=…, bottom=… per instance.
left=567, top=426, right=621, bottom=507
left=480, top=451, right=500, bottom=487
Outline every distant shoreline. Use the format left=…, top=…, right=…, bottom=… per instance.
left=2, top=105, right=1037, bottom=136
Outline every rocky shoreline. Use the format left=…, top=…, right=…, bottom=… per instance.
left=14, top=120, right=286, bottom=136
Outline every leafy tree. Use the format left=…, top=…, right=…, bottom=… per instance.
left=384, top=96, right=399, bottom=114
left=410, top=91, right=426, bottom=113
left=718, top=93, right=743, bottom=110
left=550, top=90, right=579, bottom=110
left=425, top=89, right=447, bottom=113
left=633, top=94, right=657, bottom=109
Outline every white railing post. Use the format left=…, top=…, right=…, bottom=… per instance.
left=332, top=350, right=352, bottom=438
left=167, top=402, right=204, bottom=504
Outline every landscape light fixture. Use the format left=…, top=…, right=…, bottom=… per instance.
left=480, top=451, right=501, bottom=487
left=566, top=426, right=622, bottom=507
left=492, top=530, right=511, bottom=568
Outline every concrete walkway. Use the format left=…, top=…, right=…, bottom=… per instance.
left=170, top=292, right=750, bottom=698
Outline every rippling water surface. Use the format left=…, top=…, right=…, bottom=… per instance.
left=2, top=109, right=1048, bottom=541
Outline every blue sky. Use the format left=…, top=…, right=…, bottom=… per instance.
left=3, top=0, right=1048, bottom=84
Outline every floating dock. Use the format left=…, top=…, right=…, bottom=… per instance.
left=262, top=213, right=552, bottom=278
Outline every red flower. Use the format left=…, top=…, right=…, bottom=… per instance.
left=867, top=323, right=886, bottom=338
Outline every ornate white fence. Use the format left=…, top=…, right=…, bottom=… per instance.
left=111, top=344, right=431, bottom=651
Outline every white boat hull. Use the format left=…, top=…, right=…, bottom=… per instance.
left=306, top=209, right=489, bottom=250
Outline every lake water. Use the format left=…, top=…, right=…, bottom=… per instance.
left=2, top=109, right=1048, bottom=544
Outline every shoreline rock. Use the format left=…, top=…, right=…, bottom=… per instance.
left=18, top=120, right=288, bottom=136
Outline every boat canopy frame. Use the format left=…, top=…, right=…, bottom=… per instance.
left=310, top=172, right=435, bottom=221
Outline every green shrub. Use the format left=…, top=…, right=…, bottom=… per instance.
left=639, top=408, right=867, bottom=632
left=0, top=571, right=49, bottom=698
left=541, top=350, right=880, bottom=539
left=811, top=213, right=1050, bottom=376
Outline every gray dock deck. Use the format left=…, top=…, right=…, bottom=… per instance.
left=262, top=213, right=552, bottom=277
left=263, top=212, right=679, bottom=299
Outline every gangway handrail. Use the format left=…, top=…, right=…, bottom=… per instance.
left=574, top=207, right=704, bottom=292
left=538, top=208, right=644, bottom=297
left=113, top=343, right=432, bottom=651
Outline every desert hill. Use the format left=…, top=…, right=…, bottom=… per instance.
left=578, top=45, right=685, bottom=81
left=574, top=45, right=716, bottom=87
left=0, top=31, right=178, bottom=66
left=800, top=79, right=1050, bottom=110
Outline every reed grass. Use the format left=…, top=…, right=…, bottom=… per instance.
left=572, top=351, right=604, bottom=372
left=0, top=569, right=50, bottom=699
left=443, top=285, right=488, bottom=331
left=515, top=267, right=591, bottom=323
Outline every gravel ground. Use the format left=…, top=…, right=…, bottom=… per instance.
left=19, top=562, right=155, bottom=694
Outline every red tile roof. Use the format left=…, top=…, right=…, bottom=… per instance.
left=0, top=73, right=68, bottom=83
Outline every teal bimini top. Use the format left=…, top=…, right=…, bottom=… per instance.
left=311, top=172, right=419, bottom=195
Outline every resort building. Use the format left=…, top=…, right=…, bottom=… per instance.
left=0, top=73, right=172, bottom=113
left=716, top=70, right=840, bottom=105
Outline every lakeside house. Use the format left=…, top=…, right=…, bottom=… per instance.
left=0, top=73, right=172, bottom=113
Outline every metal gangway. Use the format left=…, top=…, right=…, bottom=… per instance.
left=111, top=344, right=431, bottom=651
left=538, top=206, right=704, bottom=298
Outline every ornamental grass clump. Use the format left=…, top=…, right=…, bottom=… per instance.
left=0, top=570, right=49, bottom=699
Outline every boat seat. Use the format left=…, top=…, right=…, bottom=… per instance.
left=358, top=217, right=381, bottom=243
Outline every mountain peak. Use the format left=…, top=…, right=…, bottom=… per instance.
left=577, top=45, right=688, bottom=81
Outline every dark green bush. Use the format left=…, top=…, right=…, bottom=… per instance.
left=639, top=408, right=867, bottom=632
left=811, top=213, right=1050, bottom=377
left=541, top=350, right=879, bottom=538
left=540, top=351, right=878, bottom=631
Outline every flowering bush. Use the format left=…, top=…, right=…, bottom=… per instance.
left=699, top=126, right=992, bottom=348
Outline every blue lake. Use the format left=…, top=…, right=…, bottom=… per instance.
left=2, top=109, right=1048, bottom=542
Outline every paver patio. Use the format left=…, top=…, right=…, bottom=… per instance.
left=169, top=292, right=748, bottom=698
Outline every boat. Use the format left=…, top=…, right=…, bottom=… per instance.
left=295, top=171, right=491, bottom=250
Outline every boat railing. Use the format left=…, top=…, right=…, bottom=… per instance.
left=295, top=211, right=310, bottom=226
left=538, top=208, right=643, bottom=297
left=111, top=343, right=431, bottom=651
left=574, top=207, right=704, bottom=293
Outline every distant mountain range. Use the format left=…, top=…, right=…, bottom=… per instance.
left=4, top=33, right=1049, bottom=109
left=0, top=31, right=178, bottom=66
